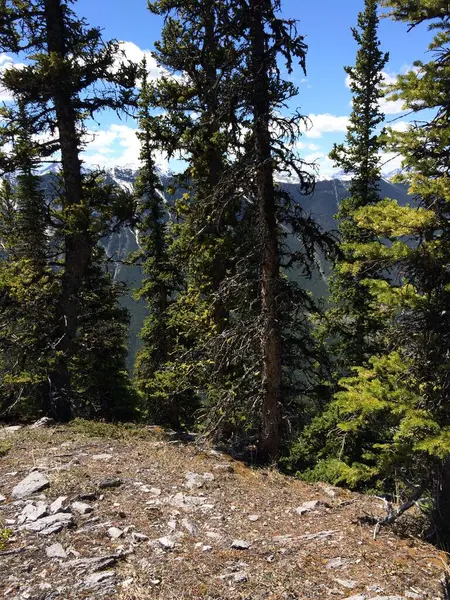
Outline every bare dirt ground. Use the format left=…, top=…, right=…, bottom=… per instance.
left=0, top=421, right=448, bottom=600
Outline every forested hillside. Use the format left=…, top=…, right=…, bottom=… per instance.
left=1, top=0, right=450, bottom=549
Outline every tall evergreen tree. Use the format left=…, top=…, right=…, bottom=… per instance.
left=290, top=0, right=450, bottom=544
left=133, top=61, right=180, bottom=425
left=141, top=0, right=243, bottom=427
left=0, top=0, right=137, bottom=420
left=327, top=0, right=389, bottom=372
left=0, top=103, right=57, bottom=417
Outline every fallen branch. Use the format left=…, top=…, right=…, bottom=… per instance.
left=373, top=492, right=429, bottom=539
left=0, top=547, right=28, bottom=557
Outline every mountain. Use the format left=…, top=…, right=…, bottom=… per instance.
left=34, top=166, right=412, bottom=367
left=101, top=170, right=411, bottom=367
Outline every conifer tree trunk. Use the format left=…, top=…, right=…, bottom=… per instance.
left=249, top=0, right=282, bottom=461
left=44, top=0, right=91, bottom=421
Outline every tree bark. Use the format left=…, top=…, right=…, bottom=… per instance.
left=249, top=0, right=282, bottom=462
left=433, top=459, right=450, bottom=547
left=43, top=0, right=92, bottom=421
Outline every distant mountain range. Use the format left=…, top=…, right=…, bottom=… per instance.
left=37, top=165, right=412, bottom=368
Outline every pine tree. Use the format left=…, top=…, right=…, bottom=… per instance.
left=133, top=60, right=180, bottom=426
left=290, top=0, right=450, bottom=543
left=328, top=0, right=389, bottom=372
left=237, top=0, right=328, bottom=461
left=142, top=0, right=243, bottom=427
left=0, top=103, right=57, bottom=418
left=0, top=0, right=137, bottom=420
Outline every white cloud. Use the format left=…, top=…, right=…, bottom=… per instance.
left=0, top=53, right=26, bottom=102
left=304, top=114, right=350, bottom=139
left=295, top=141, right=320, bottom=151
left=82, top=123, right=169, bottom=173
left=303, top=151, right=337, bottom=178
left=115, top=41, right=166, bottom=83
left=389, top=121, right=410, bottom=133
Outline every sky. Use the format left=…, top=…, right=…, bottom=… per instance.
left=0, top=0, right=433, bottom=178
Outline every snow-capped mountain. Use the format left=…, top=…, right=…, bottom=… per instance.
left=35, top=166, right=411, bottom=365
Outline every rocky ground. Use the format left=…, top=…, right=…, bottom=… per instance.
left=0, top=420, right=448, bottom=600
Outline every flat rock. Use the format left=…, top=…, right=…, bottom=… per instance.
left=49, top=496, right=68, bottom=514
left=92, top=454, right=113, bottom=461
left=20, top=512, right=73, bottom=534
left=326, top=557, right=352, bottom=569
left=108, top=527, right=124, bottom=539
left=169, top=492, right=209, bottom=510
left=158, top=536, right=175, bottom=550
left=248, top=514, right=260, bottom=522
left=83, top=570, right=116, bottom=590
left=46, top=543, right=67, bottom=559
left=371, top=597, right=406, bottom=600
left=72, top=501, right=93, bottom=515
left=98, top=477, right=123, bottom=489
left=18, top=500, right=48, bottom=523
left=62, top=556, right=117, bottom=572
left=184, top=472, right=214, bottom=490
left=335, top=579, right=358, bottom=589
left=231, top=539, right=251, bottom=550
left=181, top=518, right=196, bottom=535
left=12, top=472, right=50, bottom=499
left=220, top=571, right=248, bottom=584
left=295, top=500, right=328, bottom=515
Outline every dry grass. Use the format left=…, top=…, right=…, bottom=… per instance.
left=0, top=422, right=448, bottom=600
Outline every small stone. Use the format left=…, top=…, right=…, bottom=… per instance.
left=131, top=532, right=149, bottom=543
left=108, top=527, right=124, bottom=539
left=342, top=596, right=367, bottom=600
left=220, top=571, right=248, bottom=584
left=30, top=417, right=55, bottom=429
left=326, top=557, right=351, bottom=569
left=98, top=477, right=123, bottom=489
left=202, top=545, right=213, bottom=552
left=248, top=514, right=260, bottom=522
left=78, top=492, right=98, bottom=501
left=62, top=555, right=116, bottom=571
left=231, top=539, right=251, bottom=550
left=168, top=519, right=177, bottom=531
left=46, top=543, right=67, bottom=559
left=83, top=570, right=115, bottom=589
left=181, top=518, right=196, bottom=535
left=0, top=495, right=6, bottom=504
left=184, top=472, right=204, bottom=489
left=18, top=501, right=48, bottom=523
left=295, top=500, right=328, bottom=515
left=158, top=536, right=175, bottom=550
left=92, top=454, right=113, bottom=461
left=12, top=472, right=50, bottom=499
left=21, top=512, right=73, bottom=534
left=370, top=597, right=406, bottom=600
left=335, top=579, right=357, bottom=589
left=169, top=492, right=209, bottom=510
left=49, top=496, right=68, bottom=514
left=72, top=502, right=93, bottom=515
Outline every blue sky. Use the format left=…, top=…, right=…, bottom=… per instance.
left=1, top=0, right=432, bottom=178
